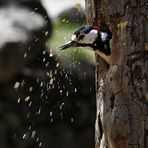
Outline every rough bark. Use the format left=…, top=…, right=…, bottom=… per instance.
left=85, top=0, right=148, bottom=148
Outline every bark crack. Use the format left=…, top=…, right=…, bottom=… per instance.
left=110, top=93, right=115, bottom=110
left=127, top=50, right=148, bottom=105
left=144, top=129, right=148, bottom=148
left=98, top=113, right=103, bottom=141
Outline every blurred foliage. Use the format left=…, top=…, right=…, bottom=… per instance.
left=0, top=1, right=96, bottom=148
left=58, top=4, right=86, bottom=24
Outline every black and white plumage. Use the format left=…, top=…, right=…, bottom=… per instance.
left=60, top=25, right=112, bottom=56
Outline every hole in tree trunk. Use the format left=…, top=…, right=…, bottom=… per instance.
left=98, top=113, right=103, bottom=141
left=110, top=93, right=115, bottom=110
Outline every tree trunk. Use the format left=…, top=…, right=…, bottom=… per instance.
left=85, top=0, right=148, bottom=148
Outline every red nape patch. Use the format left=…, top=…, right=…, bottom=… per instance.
left=93, top=26, right=100, bottom=31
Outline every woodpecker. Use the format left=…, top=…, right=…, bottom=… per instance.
left=59, top=25, right=112, bottom=63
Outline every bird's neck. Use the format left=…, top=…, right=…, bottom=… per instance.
left=92, top=36, right=102, bottom=50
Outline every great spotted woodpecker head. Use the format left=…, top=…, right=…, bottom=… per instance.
left=60, top=25, right=112, bottom=55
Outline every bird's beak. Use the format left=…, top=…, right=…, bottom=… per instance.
left=59, top=41, right=77, bottom=50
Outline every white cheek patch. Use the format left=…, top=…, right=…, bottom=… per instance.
left=100, top=32, right=108, bottom=41
left=71, top=34, right=77, bottom=41
left=79, top=29, right=98, bottom=44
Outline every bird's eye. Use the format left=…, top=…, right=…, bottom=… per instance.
left=79, top=34, right=84, bottom=40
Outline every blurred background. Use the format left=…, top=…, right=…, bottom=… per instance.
left=0, top=0, right=96, bottom=148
